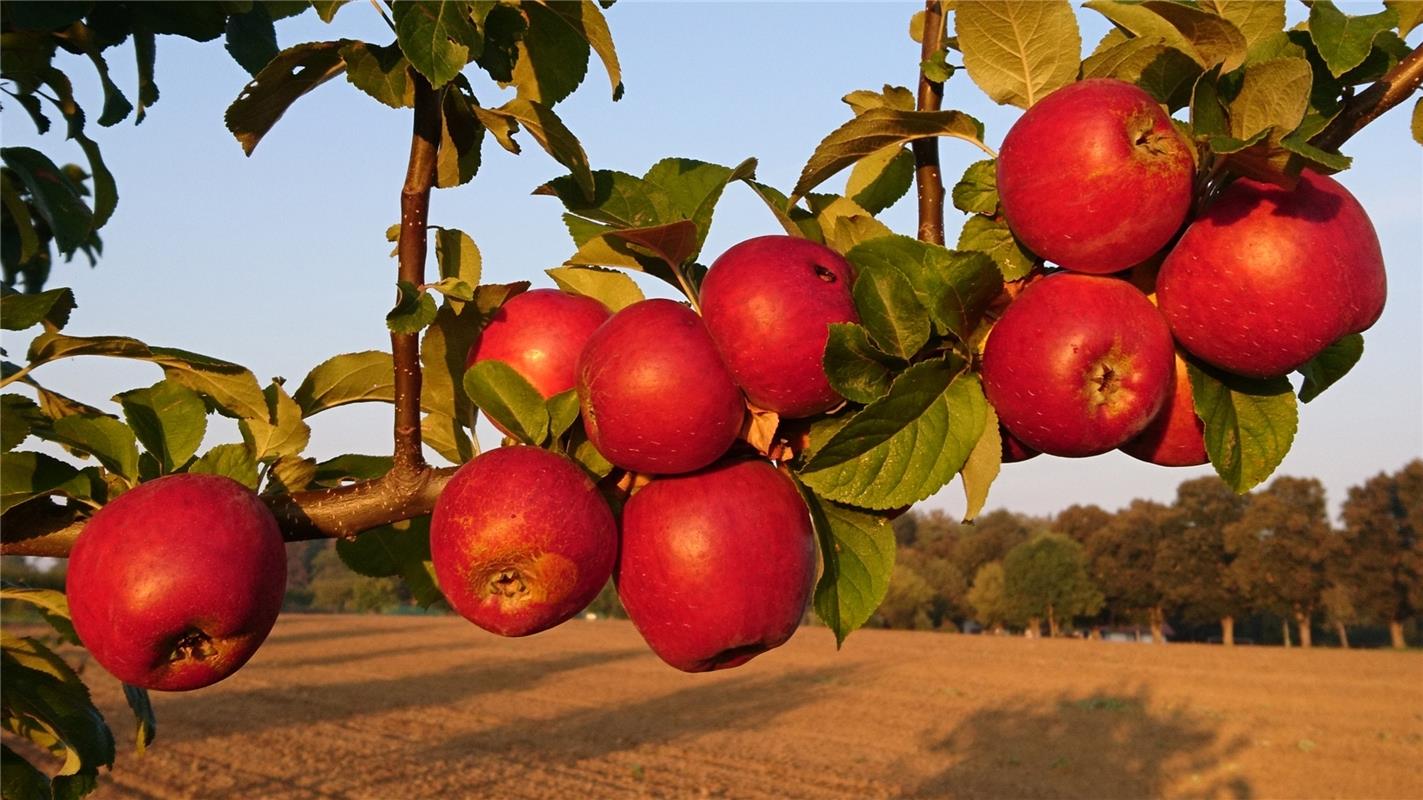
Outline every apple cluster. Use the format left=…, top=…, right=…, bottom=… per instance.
left=432, top=235, right=859, bottom=671
left=983, top=79, right=1386, bottom=466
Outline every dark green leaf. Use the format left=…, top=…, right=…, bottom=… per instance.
left=341, top=40, right=414, bottom=108
left=957, top=215, right=1037, bottom=281
left=793, top=108, right=987, bottom=201
left=1, top=172, right=42, bottom=264
left=2, top=395, right=48, bottom=452
left=313, top=453, right=393, bottom=485
left=736, top=179, right=816, bottom=239
left=472, top=2, right=525, bottom=84
left=1279, top=131, right=1351, bottom=172
left=293, top=351, right=395, bottom=416
left=225, top=41, right=347, bottom=156
left=121, top=684, right=155, bottom=755
left=510, top=1, right=589, bottom=106
left=463, top=360, right=548, bottom=445
left=0, top=586, right=77, bottom=644
left=47, top=414, right=139, bottom=481
left=481, top=99, right=594, bottom=200
left=1308, top=1, right=1398, bottom=78
left=387, top=280, right=439, bottom=334
left=800, top=360, right=987, bottom=509
left=114, top=380, right=207, bottom=473
left=546, top=265, right=641, bottom=311
left=0, top=634, right=115, bottom=774
left=951, top=159, right=997, bottom=216
left=1, top=742, right=50, bottom=800
left=189, top=443, right=259, bottom=489
left=71, top=130, right=116, bottom=232
left=422, top=411, right=475, bottom=464
left=337, top=516, right=431, bottom=578
left=845, top=235, right=1002, bottom=341
left=1229, top=58, right=1312, bottom=140
left=1188, top=361, right=1297, bottom=493
left=846, top=146, right=914, bottom=215
left=400, top=558, right=445, bottom=608
left=1, top=147, right=93, bottom=253
left=0, top=453, right=96, bottom=512
left=133, top=29, right=158, bottom=122
left=798, top=486, right=896, bottom=647
left=852, top=265, right=929, bottom=359
left=643, top=157, right=756, bottom=257
left=823, top=323, right=899, bottom=404
left=535, top=169, right=662, bottom=228
left=393, top=0, right=481, bottom=88
left=1297, top=333, right=1363, bottom=403
left=226, top=4, right=279, bottom=76
left=546, top=389, right=580, bottom=441
left=541, top=0, right=623, bottom=100
left=312, top=0, right=347, bottom=23
left=957, top=0, right=1081, bottom=108
left=436, top=83, right=484, bottom=187
left=1, top=287, right=75, bottom=332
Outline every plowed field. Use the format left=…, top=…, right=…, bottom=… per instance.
left=63, top=615, right=1422, bottom=799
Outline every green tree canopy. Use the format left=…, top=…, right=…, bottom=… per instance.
left=1003, top=532, right=1103, bottom=637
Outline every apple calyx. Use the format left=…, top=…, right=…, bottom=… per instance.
left=168, top=629, right=216, bottom=664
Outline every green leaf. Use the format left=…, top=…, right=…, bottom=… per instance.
left=957, top=215, right=1037, bottom=281
left=1308, top=1, right=1398, bottom=79
left=312, top=0, right=347, bottom=23
left=510, top=1, right=590, bottom=106
left=313, top=453, right=393, bottom=485
left=46, top=414, right=139, bottom=481
left=956, top=0, right=1081, bottom=108
left=951, top=159, right=998, bottom=216
left=1, top=287, right=75, bottom=332
left=400, top=558, right=445, bottom=609
left=121, top=684, right=155, bottom=755
left=0, top=634, right=115, bottom=780
left=482, top=99, right=594, bottom=200
left=337, top=516, right=431, bottom=578
left=541, top=0, right=623, bottom=100
left=823, top=323, right=899, bottom=404
left=845, top=235, right=1002, bottom=341
left=387, top=280, right=438, bottom=334
left=189, top=443, right=259, bottom=489
left=463, top=360, right=549, bottom=445
left=793, top=108, right=987, bottom=201
left=1188, top=362, right=1297, bottom=493
left=642, top=157, right=756, bottom=257
left=921, top=48, right=954, bottom=83
left=1, top=742, right=50, bottom=800
left=0, top=586, right=77, bottom=644
left=225, top=41, right=347, bottom=156
left=846, top=145, right=914, bottom=215
left=798, top=486, right=896, bottom=647
left=546, top=389, right=581, bottom=441
left=1279, top=131, right=1351, bottom=173
left=736, top=179, right=817, bottom=240
left=572, top=220, right=700, bottom=290
left=240, top=382, right=310, bottom=463
left=843, top=85, right=916, bottom=115
left=436, top=83, right=485, bottom=188
left=569, top=425, right=613, bottom=479
left=1387, top=0, right=1423, bottom=37
left=2, top=395, right=48, bottom=452
left=422, top=412, right=476, bottom=464
left=1297, top=333, right=1363, bottom=403
left=852, top=265, right=930, bottom=359
left=1081, top=37, right=1200, bottom=109
left=341, top=40, right=414, bottom=108
left=472, top=3, right=525, bottom=84
left=1229, top=58, right=1312, bottom=140
left=114, top=380, right=207, bottom=474
left=420, top=301, right=485, bottom=424
left=225, top=4, right=279, bottom=76
left=265, top=455, right=317, bottom=494
left=536, top=169, right=663, bottom=228
left=546, top=265, right=638, bottom=311
left=1, top=174, right=42, bottom=264
left=810, top=195, right=896, bottom=255
left=1086, top=0, right=1247, bottom=73
left=1, top=147, right=93, bottom=254
left=1200, top=0, right=1286, bottom=53
left=1413, top=97, right=1423, bottom=146
left=393, top=0, right=481, bottom=88
left=800, top=360, right=987, bottom=509
left=959, top=404, right=1002, bottom=523
left=433, top=227, right=481, bottom=295
left=294, top=351, right=395, bottom=416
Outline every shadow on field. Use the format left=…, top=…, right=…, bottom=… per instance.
left=910, top=687, right=1253, bottom=799
left=153, top=647, right=645, bottom=739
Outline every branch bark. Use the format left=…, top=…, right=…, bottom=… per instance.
left=1311, top=43, right=1423, bottom=152
left=2, top=75, right=456, bottom=560
left=912, top=0, right=948, bottom=246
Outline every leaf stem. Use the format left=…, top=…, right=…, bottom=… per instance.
left=912, top=0, right=948, bottom=246
left=1311, top=43, right=1423, bottom=151
left=0, top=362, right=36, bottom=390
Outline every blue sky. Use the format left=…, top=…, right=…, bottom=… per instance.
left=4, top=2, right=1420, bottom=520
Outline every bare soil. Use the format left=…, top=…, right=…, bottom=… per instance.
left=58, top=614, right=1423, bottom=799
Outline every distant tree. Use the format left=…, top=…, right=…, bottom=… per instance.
left=1319, top=583, right=1359, bottom=648
left=1003, top=533, right=1103, bottom=637
left=1339, top=460, right=1423, bottom=648
left=878, top=562, right=937, bottom=630
left=0, top=556, right=66, bottom=591
left=952, top=510, right=1035, bottom=582
left=308, top=547, right=401, bottom=613
left=1155, top=477, right=1249, bottom=645
left=584, top=580, right=627, bottom=620
left=1055, top=504, right=1112, bottom=546
left=1088, top=500, right=1181, bottom=642
left=1225, top=477, right=1340, bottom=648
left=967, top=562, right=1012, bottom=634
left=912, top=509, right=965, bottom=562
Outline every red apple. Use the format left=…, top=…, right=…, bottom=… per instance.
left=466, top=289, right=611, bottom=434
left=576, top=298, right=744, bottom=474
left=1000, top=424, right=1040, bottom=463
left=997, top=78, right=1194, bottom=274
left=1156, top=170, right=1386, bottom=378
left=982, top=273, right=1174, bottom=457
left=66, top=474, right=286, bottom=692
left=617, top=459, right=816, bottom=672
left=700, top=235, right=859, bottom=417
left=1120, top=351, right=1208, bottom=467
left=430, top=446, right=616, bottom=636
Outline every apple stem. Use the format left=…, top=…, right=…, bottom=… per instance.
left=912, top=0, right=947, bottom=246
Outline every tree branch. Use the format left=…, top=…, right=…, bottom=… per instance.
left=1311, top=44, right=1423, bottom=152
left=912, top=0, right=947, bottom=246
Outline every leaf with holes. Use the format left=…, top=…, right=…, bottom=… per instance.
left=225, top=41, right=347, bottom=156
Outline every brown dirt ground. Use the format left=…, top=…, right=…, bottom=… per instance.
left=39, top=614, right=1423, bottom=799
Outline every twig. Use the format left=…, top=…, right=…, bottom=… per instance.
left=1311, top=44, right=1423, bottom=152
left=912, top=0, right=948, bottom=246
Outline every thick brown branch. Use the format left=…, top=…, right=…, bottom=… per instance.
left=1311, top=44, right=1423, bottom=152
left=913, top=0, right=948, bottom=245
left=392, top=74, right=444, bottom=473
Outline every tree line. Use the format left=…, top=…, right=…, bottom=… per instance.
left=879, top=460, right=1421, bottom=648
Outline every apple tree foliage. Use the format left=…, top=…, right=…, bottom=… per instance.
left=1, top=1, right=1421, bottom=795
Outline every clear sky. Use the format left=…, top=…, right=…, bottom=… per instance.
left=4, top=2, right=1420, bottom=521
